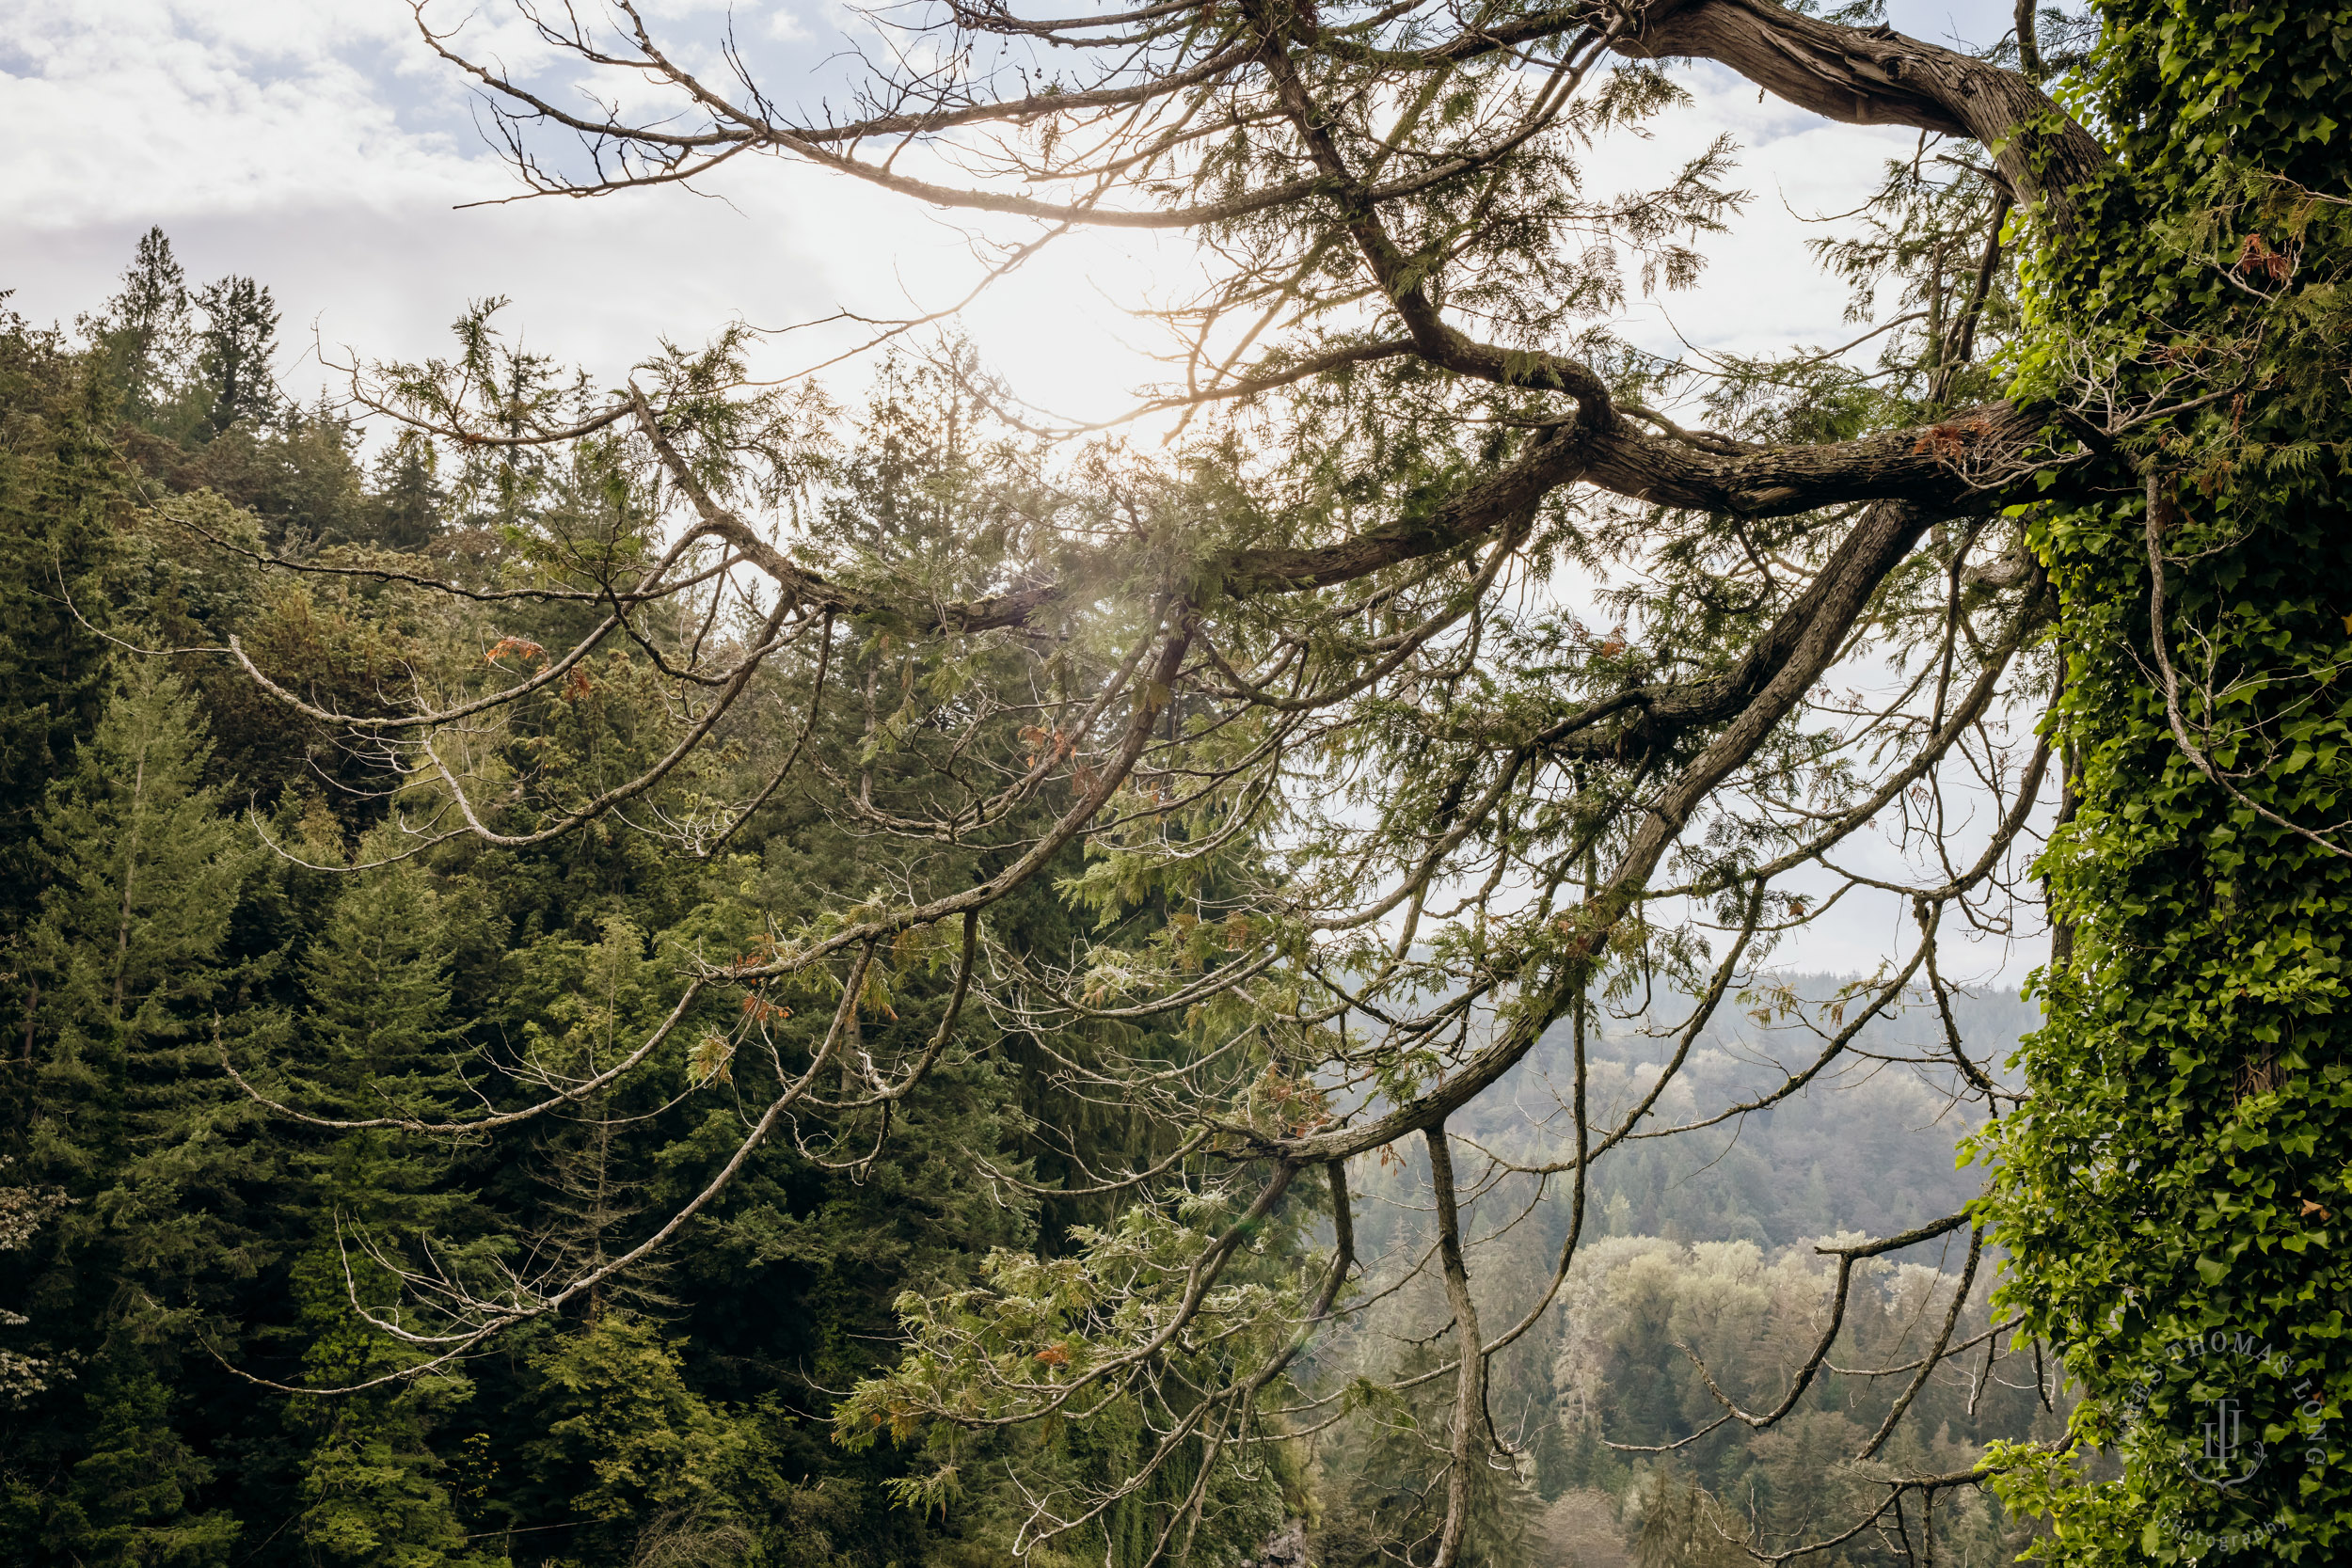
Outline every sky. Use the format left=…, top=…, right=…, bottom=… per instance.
left=0, top=0, right=2043, bottom=984
left=3, top=0, right=2023, bottom=407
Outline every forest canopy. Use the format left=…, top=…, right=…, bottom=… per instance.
left=3, top=1, right=2349, bottom=1566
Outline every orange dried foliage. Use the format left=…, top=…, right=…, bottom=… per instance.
left=2235, top=231, right=2292, bottom=285
left=485, top=636, right=548, bottom=668
left=740, top=991, right=791, bottom=1024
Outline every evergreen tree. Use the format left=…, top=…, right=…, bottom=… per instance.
left=511, top=916, right=675, bottom=1320
left=5, top=663, right=271, bottom=1566
left=0, top=310, right=119, bottom=963
left=183, top=399, right=372, bottom=546
left=364, top=433, right=444, bottom=552
left=1312, top=1343, right=1538, bottom=1568
left=281, top=1250, right=491, bottom=1568
left=91, top=229, right=193, bottom=430
left=1531, top=1417, right=1573, bottom=1505
left=193, top=277, right=278, bottom=438
left=278, top=860, right=497, bottom=1567
left=1629, top=1470, right=1740, bottom=1568
left=293, top=863, right=471, bottom=1219
left=513, top=1313, right=787, bottom=1567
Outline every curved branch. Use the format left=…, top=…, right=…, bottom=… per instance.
left=1620, top=1209, right=1976, bottom=1450
left=1613, top=0, right=2107, bottom=230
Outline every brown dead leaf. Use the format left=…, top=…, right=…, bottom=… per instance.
left=485, top=635, right=548, bottom=668
left=2236, top=232, right=2292, bottom=285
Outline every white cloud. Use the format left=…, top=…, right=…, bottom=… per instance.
left=0, top=0, right=1193, bottom=416
left=4, top=0, right=2019, bottom=392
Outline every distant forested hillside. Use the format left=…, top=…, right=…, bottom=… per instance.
left=1316, top=982, right=2063, bottom=1568
left=1502, top=976, right=2039, bottom=1247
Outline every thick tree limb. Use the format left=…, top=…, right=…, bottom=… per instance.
left=1613, top=0, right=2106, bottom=228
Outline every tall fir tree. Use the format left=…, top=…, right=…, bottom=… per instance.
left=363, top=432, right=445, bottom=553
left=193, top=277, right=278, bottom=439
left=91, top=229, right=194, bottom=432
left=276, top=856, right=500, bottom=1568
left=0, top=310, right=119, bottom=970
left=4, top=663, right=271, bottom=1567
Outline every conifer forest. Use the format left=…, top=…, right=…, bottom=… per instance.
left=2, top=2, right=2347, bottom=1565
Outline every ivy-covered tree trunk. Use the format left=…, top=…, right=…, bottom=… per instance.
left=1985, top=4, right=2352, bottom=1560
